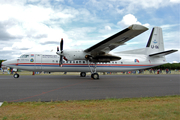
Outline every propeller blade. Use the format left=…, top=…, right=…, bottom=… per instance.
left=59, top=55, right=63, bottom=66
left=60, top=38, right=63, bottom=52
left=59, top=57, right=61, bottom=66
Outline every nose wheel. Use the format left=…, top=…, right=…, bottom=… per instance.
left=13, top=73, right=20, bottom=78
left=80, top=72, right=86, bottom=77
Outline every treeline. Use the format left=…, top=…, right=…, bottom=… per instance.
left=153, top=63, right=180, bottom=70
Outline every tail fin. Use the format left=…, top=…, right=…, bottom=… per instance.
left=146, top=27, right=164, bottom=54
left=147, top=27, right=178, bottom=57
left=117, top=26, right=177, bottom=57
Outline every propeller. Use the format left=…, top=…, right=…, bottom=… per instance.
left=57, top=38, right=64, bottom=66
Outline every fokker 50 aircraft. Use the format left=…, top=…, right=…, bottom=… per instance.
left=2, top=24, right=178, bottom=79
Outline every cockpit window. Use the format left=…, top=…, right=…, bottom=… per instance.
left=20, top=55, right=29, bottom=58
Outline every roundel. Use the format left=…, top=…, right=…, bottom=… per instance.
left=30, top=58, right=34, bottom=62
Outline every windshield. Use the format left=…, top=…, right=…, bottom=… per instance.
left=20, top=55, right=29, bottom=58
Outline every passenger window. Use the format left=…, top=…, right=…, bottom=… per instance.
left=83, top=61, right=85, bottom=64
left=79, top=61, right=81, bottom=63
left=76, top=61, right=78, bottom=63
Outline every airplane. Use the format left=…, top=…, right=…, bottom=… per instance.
left=1, top=24, right=178, bottom=79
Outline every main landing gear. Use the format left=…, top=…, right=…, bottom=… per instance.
left=91, top=73, right=99, bottom=79
left=87, top=60, right=99, bottom=80
left=80, top=72, right=99, bottom=79
left=80, top=61, right=99, bottom=79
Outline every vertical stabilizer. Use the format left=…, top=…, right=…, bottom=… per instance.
left=146, top=27, right=164, bottom=54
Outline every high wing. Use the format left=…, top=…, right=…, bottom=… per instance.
left=84, top=24, right=148, bottom=56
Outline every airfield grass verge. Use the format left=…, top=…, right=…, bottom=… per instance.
left=0, top=95, right=179, bottom=120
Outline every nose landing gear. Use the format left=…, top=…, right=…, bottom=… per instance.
left=80, top=72, right=86, bottom=77
left=13, top=72, right=20, bottom=78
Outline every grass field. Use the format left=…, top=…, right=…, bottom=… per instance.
left=0, top=96, right=179, bottom=120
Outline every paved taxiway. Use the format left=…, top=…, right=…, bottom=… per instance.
left=0, top=74, right=179, bottom=102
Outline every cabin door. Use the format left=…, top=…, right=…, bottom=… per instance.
left=35, top=54, right=42, bottom=71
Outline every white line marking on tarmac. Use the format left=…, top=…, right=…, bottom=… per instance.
left=0, top=102, right=3, bottom=107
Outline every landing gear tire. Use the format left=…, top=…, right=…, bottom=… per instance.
left=91, top=73, right=99, bottom=80
left=13, top=74, right=20, bottom=78
left=80, top=72, right=86, bottom=77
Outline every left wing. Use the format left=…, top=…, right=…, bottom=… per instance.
left=84, top=24, right=148, bottom=56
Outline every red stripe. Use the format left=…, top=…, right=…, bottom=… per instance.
left=12, top=63, right=155, bottom=66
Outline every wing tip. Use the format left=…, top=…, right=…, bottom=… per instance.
left=128, top=24, right=149, bottom=31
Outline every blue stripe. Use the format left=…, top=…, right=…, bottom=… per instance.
left=16, top=64, right=152, bottom=68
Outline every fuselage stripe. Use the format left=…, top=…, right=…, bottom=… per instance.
left=10, top=63, right=155, bottom=68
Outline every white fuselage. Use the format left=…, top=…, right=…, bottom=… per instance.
left=2, top=52, right=166, bottom=72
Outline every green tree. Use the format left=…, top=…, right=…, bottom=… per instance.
left=153, top=63, right=180, bottom=70
left=0, top=60, right=6, bottom=68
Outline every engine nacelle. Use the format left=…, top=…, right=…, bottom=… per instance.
left=63, top=50, right=87, bottom=60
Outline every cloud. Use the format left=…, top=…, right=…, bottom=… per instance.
left=40, top=41, right=59, bottom=45
left=105, top=26, right=111, bottom=31
left=160, top=24, right=180, bottom=30
left=6, top=25, right=24, bottom=37
left=0, top=0, right=179, bottom=63
left=0, top=21, right=23, bottom=41
left=117, top=14, right=140, bottom=27
left=85, top=0, right=177, bottom=15
left=117, top=14, right=150, bottom=28
left=172, top=61, right=178, bottom=63
left=65, top=27, right=96, bottom=40
left=11, top=39, right=34, bottom=50
left=166, top=51, right=180, bottom=63
left=0, top=50, right=22, bottom=60
left=170, top=0, right=180, bottom=3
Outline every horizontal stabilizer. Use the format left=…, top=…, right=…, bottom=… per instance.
left=149, top=49, right=178, bottom=57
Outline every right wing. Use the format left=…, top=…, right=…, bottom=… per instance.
left=84, top=24, right=148, bottom=56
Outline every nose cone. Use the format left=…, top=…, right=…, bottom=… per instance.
left=1, top=59, right=17, bottom=67
left=1, top=61, right=6, bottom=66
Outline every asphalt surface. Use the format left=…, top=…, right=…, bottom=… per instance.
left=0, top=74, right=179, bottom=102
